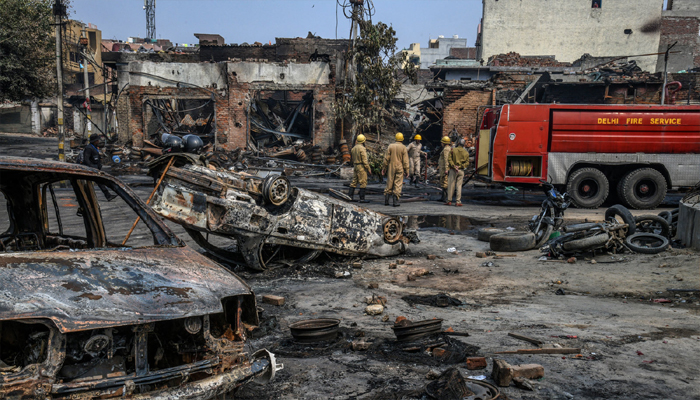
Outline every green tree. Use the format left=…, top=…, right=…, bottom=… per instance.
left=0, top=0, right=55, bottom=101
left=336, top=20, right=416, bottom=138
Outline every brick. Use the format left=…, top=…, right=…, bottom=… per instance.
left=407, top=274, right=417, bottom=281
left=396, top=259, right=405, bottom=265
left=466, top=357, right=487, bottom=370
left=427, top=254, right=437, bottom=260
left=262, top=295, right=285, bottom=306
left=492, top=359, right=544, bottom=387
left=389, top=263, right=397, bottom=269
left=432, top=347, right=450, bottom=358
left=367, top=282, right=378, bottom=289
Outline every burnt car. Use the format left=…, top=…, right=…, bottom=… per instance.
left=147, top=155, right=419, bottom=270
left=0, top=157, right=280, bottom=399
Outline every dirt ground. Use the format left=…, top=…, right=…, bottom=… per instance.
left=1, top=133, right=699, bottom=400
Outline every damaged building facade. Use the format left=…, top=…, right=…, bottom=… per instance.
left=477, top=0, right=666, bottom=73
left=109, top=38, right=349, bottom=152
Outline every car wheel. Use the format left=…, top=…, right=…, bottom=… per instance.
left=262, top=175, right=291, bottom=206
left=477, top=227, right=507, bottom=242
left=625, top=232, right=669, bottom=254
left=561, top=233, right=610, bottom=252
left=619, top=168, right=667, bottom=210
left=605, top=204, right=637, bottom=235
left=634, top=215, right=671, bottom=238
left=567, top=168, right=609, bottom=209
left=489, top=232, right=536, bottom=252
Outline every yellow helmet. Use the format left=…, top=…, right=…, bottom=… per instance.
left=414, top=134, right=422, bottom=141
left=356, top=134, right=366, bottom=143
left=395, top=132, right=404, bottom=142
left=441, top=136, right=451, bottom=144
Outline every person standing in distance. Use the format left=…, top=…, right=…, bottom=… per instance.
left=348, top=134, right=371, bottom=203
left=381, top=132, right=409, bottom=207
left=445, top=138, right=469, bottom=207
left=83, top=134, right=117, bottom=201
left=437, top=136, right=452, bottom=202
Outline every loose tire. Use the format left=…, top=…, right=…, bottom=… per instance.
left=618, top=168, right=667, bottom=210
left=489, top=232, right=536, bottom=252
left=478, top=227, right=507, bottom=242
left=634, top=215, right=670, bottom=238
left=605, top=204, right=637, bottom=235
left=562, top=233, right=609, bottom=252
left=625, top=232, right=669, bottom=254
left=567, top=168, right=609, bottom=209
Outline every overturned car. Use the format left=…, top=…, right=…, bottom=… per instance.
left=0, top=157, right=279, bottom=399
left=148, top=155, right=419, bottom=270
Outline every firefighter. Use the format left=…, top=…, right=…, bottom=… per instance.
left=83, top=134, right=117, bottom=201
left=347, top=134, right=371, bottom=203
left=446, top=138, right=469, bottom=207
left=406, top=134, right=426, bottom=187
left=437, top=136, right=452, bottom=202
left=381, top=132, right=409, bottom=207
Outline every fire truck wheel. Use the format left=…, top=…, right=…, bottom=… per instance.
left=619, top=168, right=667, bottom=210
left=489, top=232, right=536, bottom=252
left=567, top=168, right=609, bottom=209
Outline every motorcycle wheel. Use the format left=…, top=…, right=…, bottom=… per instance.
left=561, top=233, right=610, bottom=252
left=531, top=207, right=555, bottom=248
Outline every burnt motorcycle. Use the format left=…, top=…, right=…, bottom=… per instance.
left=529, top=180, right=571, bottom=247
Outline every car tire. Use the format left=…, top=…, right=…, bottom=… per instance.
left=634, top=215, right=671, bottom=238
left=658, top=210, right=673, bottom=224
left=567, top=168, right=609, bottom=209
left=619, top=168, right=667, bottom=210
left=489, top=232, right=536, bottom=252
left=562, top=233, right=609, bottom=252
left=625, top=232, right=669, bottom=254
left=605, top=204, right=637, bottom=235
left=477, top=228, right=507, bottom=242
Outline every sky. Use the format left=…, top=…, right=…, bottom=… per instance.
left=69, top=0, right=484, bottom=50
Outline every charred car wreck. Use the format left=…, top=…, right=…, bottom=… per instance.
left=148, top=155, right=419, bottom=270
left=0, top=157, right=280, bottom=399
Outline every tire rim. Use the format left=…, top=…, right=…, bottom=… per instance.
left=268, top=178, right=290, bottom=205
left=635, top=179, right=657, bottom=199
left=578, top=178, right=599, bottom=199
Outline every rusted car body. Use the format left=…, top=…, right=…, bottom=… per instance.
left=148, top=155, right=419, bottom=270
left=0, top=157, right=279, bottom=399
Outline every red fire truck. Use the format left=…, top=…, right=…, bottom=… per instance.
left=475, top=104, right=700, bottom=209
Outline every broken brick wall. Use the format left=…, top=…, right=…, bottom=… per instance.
left=224, top=61, right=337, bottom=151
left=657, top=16, right=700, bottom=72
left=442, top=88, right=493, bottom=139
left=200, top=38, right=349, bottom=64
left=119, top=86, right=226, bottom=148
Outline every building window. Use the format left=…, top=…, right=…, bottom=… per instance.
left=592, top=0, right=601, bottom=8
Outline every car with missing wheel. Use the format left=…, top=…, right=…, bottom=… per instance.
left=0, top=157, right=280, bottom=399
left=147, top=154, right=419, bottom=270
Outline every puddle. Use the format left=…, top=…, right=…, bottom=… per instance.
left=404, top=215, right=484, bottom=234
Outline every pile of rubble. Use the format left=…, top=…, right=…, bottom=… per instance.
left=488, top=52, right=572, bottom=68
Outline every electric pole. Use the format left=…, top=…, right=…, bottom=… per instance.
left=144, top=0, right=156, bottom=40
left=81, top=31, right=91, bottom=140
left=53, top=0, right=66, bottom=161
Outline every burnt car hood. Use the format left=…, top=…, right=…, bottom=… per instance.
left=0, top=246, right=251, bottom=333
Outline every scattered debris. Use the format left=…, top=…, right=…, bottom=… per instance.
left=368, top=282, right=379, bottom=289
left=508, top=332, right=544, bottom=346
left=492, top=359, right=545, bottom=387
left=402, top=294, right=463, bottom=308
left=289, top=318, right=340, bottom=343
left=365, top=304, right=384, bottom=315
left=262, top=295, right=286, bottom=306
left=513, top=377, right=535, bottom=391
left=466, top=357, right=488, bottom=370
left=496, top=348, right=581, bottom=355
